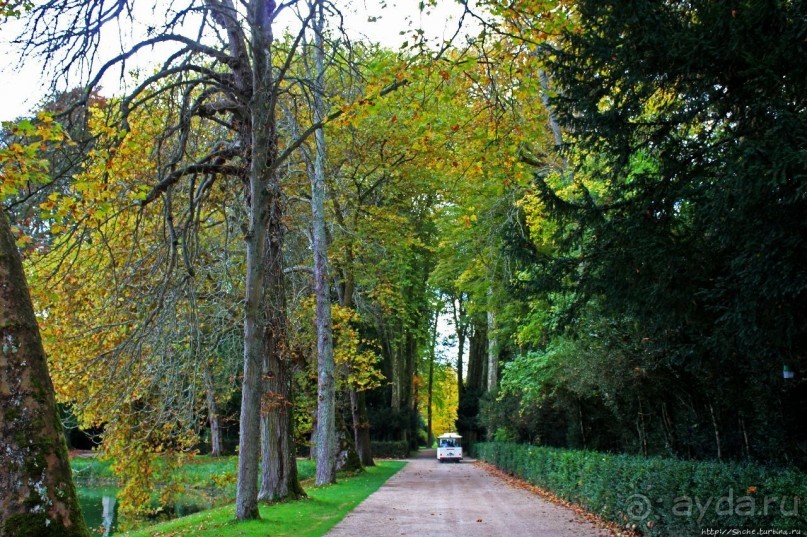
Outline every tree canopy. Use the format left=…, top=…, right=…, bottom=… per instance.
left=1, top=0, right=805, bottom=531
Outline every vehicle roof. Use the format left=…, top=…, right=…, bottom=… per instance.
left=437, top=432, right=462, bottom=439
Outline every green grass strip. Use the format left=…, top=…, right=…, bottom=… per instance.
left=123, top=461, right=406, bottom=537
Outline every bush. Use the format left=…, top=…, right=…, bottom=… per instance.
left=370, top=441, right=409, bottom=459
left=474, top=442, right=806, bottom=535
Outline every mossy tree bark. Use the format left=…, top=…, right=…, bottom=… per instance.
left=0, top=209, right=89, bottom=537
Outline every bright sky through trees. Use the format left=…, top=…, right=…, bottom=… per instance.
left=0, top=0, right=474, bottom=122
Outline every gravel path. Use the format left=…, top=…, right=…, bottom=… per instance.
left=326, top=449, right=612, bottom=537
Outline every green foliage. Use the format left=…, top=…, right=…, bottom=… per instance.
left=488, top=0, right=807, bottom=466
left=0, top=0, right=32, bottom=19
left=368, top=441, right=409, bottom=459
left=475, top=442, right=807, bottom=535
left=70, top=457, right=115, bottom=482
left=544, top=0, right=807, bottom=371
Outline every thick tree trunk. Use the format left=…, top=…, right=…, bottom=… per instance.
left=311, top=0, right=336, bottom=486
left=403, top=331, right=418, bottom=445
left=349, top=389, right=374, bottom=466
left=258, top=182, right=305, bottom=501
left=0, top=209, right=89, bottom=537
left=334, top=409, right=362, bottom=472
left=258, top=359, right=303, bottom=501
left=391, top=342, right=402, bottom=412
left=236, top=0, right=277, bottom=519
left=234, top=142, right=267, bottom=519
left=466, top=317, right=487, bottom=393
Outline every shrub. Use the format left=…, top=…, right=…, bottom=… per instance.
left=370, top=441, right=409, bottom=459
left=474, top=442, right=806, bottom=535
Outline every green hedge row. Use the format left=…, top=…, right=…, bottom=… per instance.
left=474, top=442, right=806, bottom=535
left=370, top=441, right=409, bottom=459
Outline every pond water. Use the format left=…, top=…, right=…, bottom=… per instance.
left=77, top=485, right=213, bottom=535
left=76, top=486, right=118, bottom=536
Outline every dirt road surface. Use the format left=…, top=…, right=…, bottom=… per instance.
left=326, top=449, right=611, bottom=537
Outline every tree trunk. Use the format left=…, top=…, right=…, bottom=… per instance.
left=740, top=415, right=751, bottom=459
left=403, top=330, right=417, bottom=446
left=236, top=0, right=279, bottom=519
left=334, top=408, right=362, bottom=472
left=0, top=209, right=89, bottom=537
left=341, top=248, right=373, bottom=466
left=311, top=0, right=336, bottom=486
left=709, top=403, right=722, bottom=461
left=390, top=340, right=402, bottom=412
left=258, top=183, right=305, bottom=502
left=204, top=365, right=223, bottom=457
left=451, top=294, right=466, bottom=397
left=427, top=307, right=438, bottom=446
left=234, top=138, right=267, bottom=519
left=349, top=388, right=374, bottom=466
left=486, top=305, right=497, bottom=393
left=466, top=317, right=486, bottom=392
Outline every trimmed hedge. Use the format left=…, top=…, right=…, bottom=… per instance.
left=370, top=441, right=409, bottom=459
left=474, top=442, right=806, bottom=535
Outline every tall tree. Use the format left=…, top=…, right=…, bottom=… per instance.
left=12, top=0, right=321, bottom=518
left=0, top=207, right=88, bottom=537
left=309, top=0, right=337, bottom=486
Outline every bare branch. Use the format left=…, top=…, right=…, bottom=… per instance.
left=269, top=78, right=409, bottom=175
left=142, top=144, right=243, bottom=205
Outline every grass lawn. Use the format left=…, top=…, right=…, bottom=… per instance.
left=122, top=461, right=405, bottom=537
left=71, top=456, right=116, bottom=482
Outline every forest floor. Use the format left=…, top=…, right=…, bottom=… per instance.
left=326, top=449, right=618, bottom=537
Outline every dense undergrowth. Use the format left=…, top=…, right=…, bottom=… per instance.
left=475, top=442, right=806, bottom=535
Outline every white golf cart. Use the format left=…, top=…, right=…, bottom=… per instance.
left=436, top=432, right=463, bottom=463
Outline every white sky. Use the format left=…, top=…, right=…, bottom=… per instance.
left=0, top=0, right=475, bottom=122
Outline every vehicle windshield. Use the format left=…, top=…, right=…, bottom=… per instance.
left=439, top=438, right=458, bottom=448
